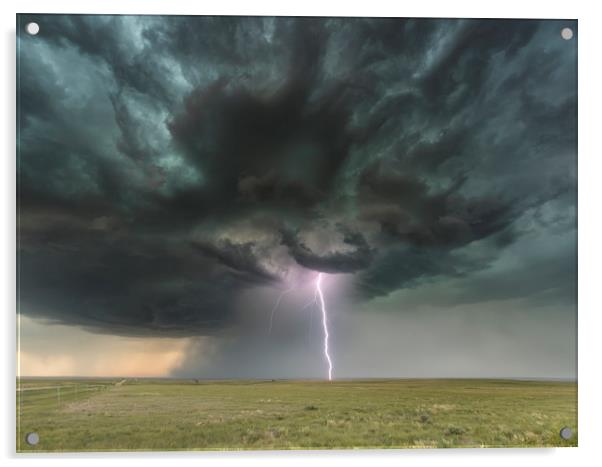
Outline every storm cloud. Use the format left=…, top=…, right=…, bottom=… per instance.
left=17, top=15, right=576, bottom=343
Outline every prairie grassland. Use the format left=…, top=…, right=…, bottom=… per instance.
left=16, top=378, right=577, bottom=452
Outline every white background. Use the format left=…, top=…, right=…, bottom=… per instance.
left=2, top=1, right=600, bottom=466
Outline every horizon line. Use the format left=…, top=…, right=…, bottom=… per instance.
left=16, top=375, right=577, bottom=381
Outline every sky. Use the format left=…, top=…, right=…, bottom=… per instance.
left=17, top=15, right=577, bottom=379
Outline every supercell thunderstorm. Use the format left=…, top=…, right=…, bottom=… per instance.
left=17, top=15, right=577, bottom=378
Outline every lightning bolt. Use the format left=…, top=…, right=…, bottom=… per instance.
left=316, top=273, right=333, bottom=381
left=267, top=274, right=334, bottom=381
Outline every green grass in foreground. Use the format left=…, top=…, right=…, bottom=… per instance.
left=16, top=378, right=577, bottom=451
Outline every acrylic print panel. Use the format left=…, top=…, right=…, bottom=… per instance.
left=16, top=14, right=577, bottom=452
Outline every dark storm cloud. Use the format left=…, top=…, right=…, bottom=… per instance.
left=191, top=239, right=279, bottom=285
left=19, top=234, right=241, bottom=336
left=167, top=73, right=356, bottom=212
left=37, top=15, right=175, bottom=106
left=17, top=15, right=576, bottom=336
left=281, top=228, right=374, bottom=274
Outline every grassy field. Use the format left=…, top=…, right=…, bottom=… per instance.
left=16, top=378, right=577, bottom=452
